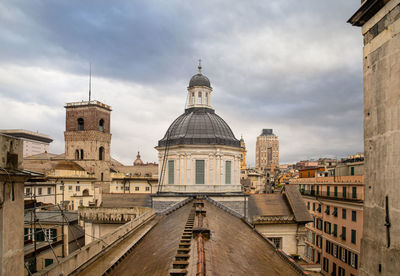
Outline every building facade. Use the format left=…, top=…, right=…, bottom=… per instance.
left=291, top=160, right=365, bottom=276
left=349, top=1, right=400, bottom=275
left=0, top=129, right=53, bottom=157
left=256, top=129, right=279, bottom=171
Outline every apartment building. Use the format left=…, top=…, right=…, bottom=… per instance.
left=290, top=159, right=364, bottom=276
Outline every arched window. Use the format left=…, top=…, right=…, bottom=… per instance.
left=82, top=189, right=89, bottom=196
left=80, top=149, right=84, bottom=160
left=99, top=147, right=104, bottom=161
left=192, top=92, right=195, bottom=104
left=99, top=119, right=104, bottom=132
left=198, top=92, right=202, bottom=104
left=77, top=118, right=84, bottom=131
left=75, top=150, right=79, bottom=160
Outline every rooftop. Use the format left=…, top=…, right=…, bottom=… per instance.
left=0, top=129, right=53, bottom=143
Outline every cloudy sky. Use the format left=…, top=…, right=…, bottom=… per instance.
left=0, top=0, right=363, bottom=166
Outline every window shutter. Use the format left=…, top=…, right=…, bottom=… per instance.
left=225, top=161, right=231, bottom=184
left=196, top=160, right=205, bottom=184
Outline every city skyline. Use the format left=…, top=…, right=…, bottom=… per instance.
left=0, top=1, right=363, bottom=165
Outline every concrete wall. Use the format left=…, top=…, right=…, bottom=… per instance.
left=353, top=1, right=400, bottom=275
left=35, top=209, right=155, bottom=276
left=0, top=135, right=26, bottom=276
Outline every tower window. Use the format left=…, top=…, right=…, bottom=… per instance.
left=80, top=149, right=84, bottom=160
left=99, top=147, right=104, bottom=160
left=99, top=119, right=104, bottom=132
left=195, top=160, right=205, bottom=184
left=198, top=92, right=202, bottom=104
left=77, top=118, right=84, bottom=131
left=75, top=149, right=79, bottom=160
left=192, top=92, right=195, bottom=104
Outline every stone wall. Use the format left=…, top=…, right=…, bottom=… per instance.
left=349, top=1, right=400, bottom=275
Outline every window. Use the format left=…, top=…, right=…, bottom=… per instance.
left=195, top=160, right=205, bottom=184
left=307, top=202, right=310, bottom=210
left=268, top=237, right=282, bottom=249
left=325, top=205, right=330, bottom=215
left=341, top=248, right=347, bottom=263
left=75, top=149, right=80, bottom=160
left=225, top=161, right=232, bottom=184
left=323, top=257, right=329, bottom=272
left=333, top=207, right=338, bottom=217
left=47, top=187, right=51, bottom=195
left=198, top=91, right=202, bottom=104
left=99, top=119, right=104, bottom=132
left=338, top=266, right=346, bottom=276
left=25, top=187, right=31, bottom=195
left=205, top=92, right=208, bottom=104
left=145, top=187, right=150, bottom=191
left=341, top=226, right=346, bottom=240
left=76, top=186, right=80, bottom=192
left=77, top=118, right=84, bottom=131
left=326, top=240, right=331, bottom=253
left=135, top=187, right=139, bottom=191
left=342, top=187, right=347, bottom=198
left=351, top=166, right=355, bottom=176
left=69, top=186, right=72, bottom=191
left=168, top=160, right=174, bottom=184
left=80, top=149, right=84, bottom=160
left=351, top=230, right=356, bottom=244
left=317, top=204, right=321, bottom=213
left=101, top=172, right=104, bottom=182
left=327, top=186, right=330, bottom=196
left=79, top=200, right=83, bottom=206
left=82, top=189, right=89, bottom=196
left=38, top=188, right=42, bottom=195
left=351, top=253, right=358, bottom=269
left=192, top=92, right=195, bottom=104
left=99, top=147, right=104, bottom=160
left=324, top=222, right=331, bottom=234
left=352, top=187, right=357, bottom=199
left=313, top=203, right=316, bottom=211
left=316, top=185, right=319, bottom=195
left=45, top=259, right=54, bottom=267
left=332, top=263, right=337, bottom=276
left=334, top=186, right=338, bottom=197
left=60, top=185, right=64, bottom=191
left=342, top=208, right=347, bottom=219
left=125, top=186, right=130, bottom=191
left=352, top=210, right=357, bottom=222
left=45, top=228, right=57, bottom=242
left=333, top=244, right=338, bottom=257
left=333, top=224, right=338, bottom=237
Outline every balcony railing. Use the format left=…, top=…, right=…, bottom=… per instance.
left=300, top=190, right=362, bottom=202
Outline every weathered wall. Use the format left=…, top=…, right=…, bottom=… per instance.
left=0, top=135, right=25, bottom=276
left=359, top=1, right=400, bottom=275
left=255, top=223, right=299, bottom=256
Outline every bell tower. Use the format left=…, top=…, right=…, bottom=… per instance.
left=64, top=100, right=112, bottom=191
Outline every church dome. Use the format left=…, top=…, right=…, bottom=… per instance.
left=158, top=107, right=240, bottom=148
left=189, top=73, right=211, bottom=88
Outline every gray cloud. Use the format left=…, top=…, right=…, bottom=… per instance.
left=0, top=0, right=363, bottom=165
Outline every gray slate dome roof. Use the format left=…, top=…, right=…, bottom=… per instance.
left=158, top=107, right=240, bottom=147
left=189, top=74, right=211, bottom=88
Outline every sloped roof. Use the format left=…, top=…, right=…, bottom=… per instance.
left=248, top=188, right=312, bottom=224
left=105, top=199, right=305, bottom=276
left=101, top=194, right=152, bottom=208
left=283, top=185, right=313, bottom=223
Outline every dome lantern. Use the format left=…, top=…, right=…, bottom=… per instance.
left=187, top=60, right=213, bottom=109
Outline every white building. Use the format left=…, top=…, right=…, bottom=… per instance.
left=0, top=129, right=52, bottom=157
left=155, top=63, right=242, bottom=194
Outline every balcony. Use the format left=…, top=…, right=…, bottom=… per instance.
left=300, top=190, right=363, bottom=202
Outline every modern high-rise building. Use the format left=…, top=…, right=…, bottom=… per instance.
left=255, top=129, right=279, bottom=171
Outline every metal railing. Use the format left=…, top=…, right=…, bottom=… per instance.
left=300, top=190, right=362, bottom=202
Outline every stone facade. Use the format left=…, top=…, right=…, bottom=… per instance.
left=64, top=101, right=112, bottom=193
left=349, top=1, right=400, bottom=275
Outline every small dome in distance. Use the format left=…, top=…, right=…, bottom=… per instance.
left=133, top=151, right=144, bottom=166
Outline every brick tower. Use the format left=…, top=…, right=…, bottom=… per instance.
left=64, top=100, right=112, bottom=192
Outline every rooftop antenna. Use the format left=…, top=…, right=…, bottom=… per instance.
left=89, top=63, right=92, bottom=102
left=198, top=59, right=202, bottom=74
